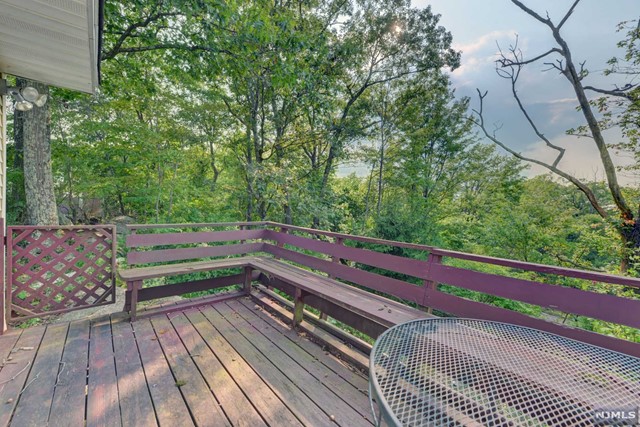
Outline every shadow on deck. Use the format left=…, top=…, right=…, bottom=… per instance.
left=0, top=295, right=373, bottom=427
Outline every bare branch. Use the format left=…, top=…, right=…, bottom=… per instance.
left=471, top=90, right=608, bottom=218
left=499, top=47, right=563, bottom=67
left=542, top=59, right=565, bottom=73
left=102, top=10, right=181, bottom=60
left=557, top=0, right=581, bottom=30
left=583, top=84, right=637, bottom=101
left=541, top=62, right=562, bottom=72
left=510, top=0, right=551, bottom=26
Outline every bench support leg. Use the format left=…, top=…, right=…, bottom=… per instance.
left=123, top=290, right=131, bottom=313
left=128, top=280, right=142, bottom=321
left=293, top=288, right=305, bottom=328
left=243, top=267, right=253, bottom=294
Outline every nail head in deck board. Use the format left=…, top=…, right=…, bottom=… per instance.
left=133, top=319, right=196, bottom=427
left=10, top=323, right=69, bottom=427
left=200, top=306, right=341, bottom=427
left=168, top=313, right=268, bottom=427
left=225, top=300, right=373, bottom=422
left=0, top=327, right=45, bottom=427
left=183, top=309, right=303, bottom=427
left=236, top=297, right=369, bottom=392
left=48, top=320, right=91, bottom=427
left=149, top=316, right=231, bottom=427
left=111, top=319, right=158, bottom=427
left=87, top=320, right=122, bottom=427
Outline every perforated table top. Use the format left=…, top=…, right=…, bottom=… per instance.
left=369, top=318, right=640, bottom=426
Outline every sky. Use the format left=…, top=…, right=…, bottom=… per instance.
left=412, top=0, right=639, bottom=184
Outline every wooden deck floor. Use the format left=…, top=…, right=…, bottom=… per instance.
left=0, top=296, right=373, bottom=427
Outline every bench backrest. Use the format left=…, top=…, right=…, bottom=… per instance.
left=125, top=223, right=266, bottom=266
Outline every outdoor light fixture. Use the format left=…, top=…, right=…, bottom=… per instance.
left=0, top=79, right=48, bottom=111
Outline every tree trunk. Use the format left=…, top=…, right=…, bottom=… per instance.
left=15, top=78, right=58, bottom=225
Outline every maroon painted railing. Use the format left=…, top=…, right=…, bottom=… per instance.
left=5, top=225, right=116, bottom=323
left=125, top=221, right=640, bottom=356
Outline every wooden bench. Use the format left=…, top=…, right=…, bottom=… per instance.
left=119, top=254, right=429, bottom=331
left=118, top=226, right=429, bottom=336
left=119, top=257, right=257, bottom=320
left=250, top=256, right=431, bottom=338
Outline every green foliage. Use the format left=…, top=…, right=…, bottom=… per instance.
left=5, top=0, right=637, bottom=341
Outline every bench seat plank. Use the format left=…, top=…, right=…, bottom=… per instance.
left=118, top=257, right=256, bottom=281
left=250, top=256, right=431, bottom=328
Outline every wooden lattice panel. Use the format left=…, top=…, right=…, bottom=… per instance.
left=7, top=225, right=116, bottom=320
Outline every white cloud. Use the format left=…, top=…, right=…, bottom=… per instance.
left=453, top=30, right=515, bottom=55
left=452, top=30, right=517, bottom=78
left=538, top=97, right=578, bottom=125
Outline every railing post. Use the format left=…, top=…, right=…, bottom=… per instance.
left=129, top=280, right=142, bottom=322
left=267, top=226, right=288, bottom=290
left=243, top=266, right=253, bottom=294
left=423, top=253, right=442, bottom=314
left=277, top=226, right=288, bottom=251
left=320, top=237, right=344, bottom=321
left=239, top=224, right=247, bottom=256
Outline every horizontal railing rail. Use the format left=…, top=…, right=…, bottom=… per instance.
left=118, top=221, right=640, bottom=356
left=128, top=221, right=268, bottom=231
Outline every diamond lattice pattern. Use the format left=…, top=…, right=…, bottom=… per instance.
left=9, top=227, right=115, bottom=317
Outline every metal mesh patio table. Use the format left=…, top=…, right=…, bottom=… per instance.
left=369, top=318, right=640, bottom=426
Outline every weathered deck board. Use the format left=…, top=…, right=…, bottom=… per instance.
left=226, top=299, right=373, bottom=422
left=0, top=295, right=374, bottom=427
left=214, top=302, right=372, bottom=426
left=0, top=330, right=22, bottom=368
left=10, top=322, right=68, bottom=426
left=49, top=320, right=90, bottom=427
left=149, top=315, right=231, bottom=427
left=201, top=305, right=340, bottom=426
left=111, top=318, right=158, bottom=427
left=87, top=319, right=121, bottom=427
left=236, top=297, right=369, bottom=391
left=168, top=312, right=268, bottom=427
left=183, top=309, right=303, bottom=427
left=0, top=327, right=45, bottom=427
left=133, top=319, right=195, bottom=427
